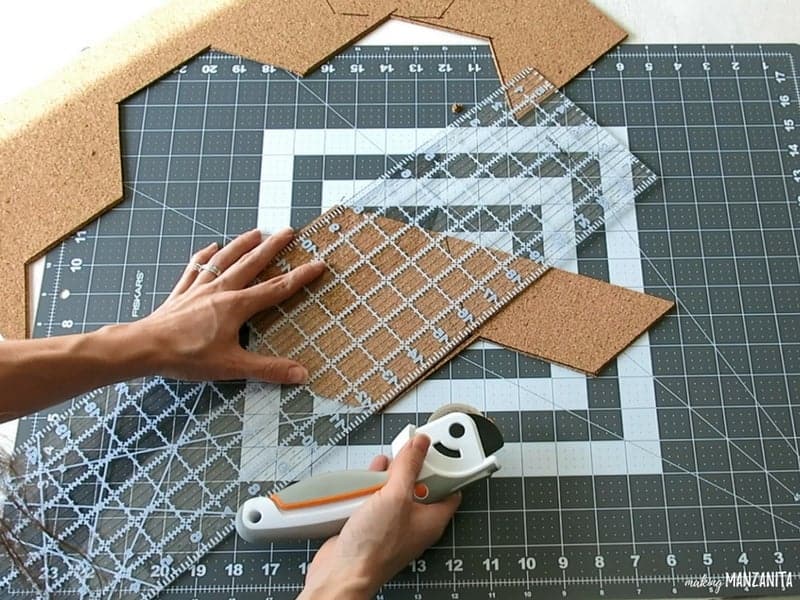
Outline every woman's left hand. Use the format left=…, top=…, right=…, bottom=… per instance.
left=133, top=227, right=325, bottom=384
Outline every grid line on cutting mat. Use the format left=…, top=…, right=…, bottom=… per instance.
left=243, top=67, right=655, bottom=476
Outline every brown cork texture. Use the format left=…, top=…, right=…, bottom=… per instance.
left=479, top=269, right=674, bottom=375
left=251, top=207, right=544, bottom=405
left=0, top=0, right=625, bottom=339
left=415, top=0, right=627, bottom=91
left=250, top=208, right=673, bottom=405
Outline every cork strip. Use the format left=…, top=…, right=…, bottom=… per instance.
left=478, top=269, right=673, bottom=376
left=0, top=0, right=625, bottom=339
left=251, top=206, right=543, bottom=405
left=250, top=208, right=673, bottom=405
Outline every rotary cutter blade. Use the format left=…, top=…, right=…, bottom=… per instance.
left=236, top=404, right=504, bottom=542
left=428, top=402, right=484, bottom=421
left=426, top=403, right=504, bottom=463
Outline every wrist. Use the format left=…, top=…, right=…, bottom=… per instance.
left=89, top=321, right=162, bottom=379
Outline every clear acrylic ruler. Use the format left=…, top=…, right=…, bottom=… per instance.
left=246, top=67, right=656, bottom=486
left=1, top=67, right=654, bottom=599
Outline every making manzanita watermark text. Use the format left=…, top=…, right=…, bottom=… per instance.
left=685, top=571, right=794, bottom=594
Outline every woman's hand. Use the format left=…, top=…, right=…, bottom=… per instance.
left=134, top=227, right=325, bottom=384
left=0, top=227, right=325, bottom=420
left=299, top=435, right=461, bottom=599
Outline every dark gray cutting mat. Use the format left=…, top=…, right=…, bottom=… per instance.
left=20, top=43, right=800, bottom=598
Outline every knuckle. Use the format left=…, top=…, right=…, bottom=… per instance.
left=239, top=248, right=256, bottom=265
left=256, top=361, right=288, bottom=383
left=204, top=294, right=223, bottom=312
left=205, top=278, right=224, bottom=293
left=270, top=274, right=294, bottom=296
left=261, top=365, right=282, bottom=382
left=386, top=484, right=410, bottom=503
left=208, top=290, right=234, bottom=310
left=242, top=251, right=264, bottom=274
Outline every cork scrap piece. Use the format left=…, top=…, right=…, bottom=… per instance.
left=0, top=0, right=625, bottom=339
left=251, top=206, right=544, bottom=405
left=0, top=0, right=389, bottom=340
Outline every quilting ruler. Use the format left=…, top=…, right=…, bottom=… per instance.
left=244, top=65, right=655, bottom=481
left=1, top=49, right=653, bottom=599
left=3, top=42, right=798, bottom=600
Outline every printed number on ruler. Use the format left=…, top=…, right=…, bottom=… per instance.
left=247, top=68, right=655, bottom=463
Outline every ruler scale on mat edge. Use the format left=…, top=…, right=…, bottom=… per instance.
left=5, top=43, right=798, bottom=600
left=1, top=61, right=654, bottom=598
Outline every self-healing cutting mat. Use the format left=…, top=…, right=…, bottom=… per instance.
left=1, top=48, right=657, bottom=599
left=176, top=43, right=799, bottom=598
left=252, top=206, right=541, bottom=405
left=245, top=63, right=658, bottom=428
left=4, top=43, right=799, bottom=599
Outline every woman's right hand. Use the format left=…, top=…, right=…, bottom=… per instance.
left=299, top=434, right=461, bottom=599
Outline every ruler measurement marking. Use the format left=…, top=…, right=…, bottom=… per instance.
left=248, top=65, right=646, bottom=458
left=23, top=55, right=656, bottom=596
left=257, top=208, right=534, bottom=449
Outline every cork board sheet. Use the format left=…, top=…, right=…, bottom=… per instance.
left=0, top=0, right=625, bottom=339
left=250, top=207, right=673, bottom=405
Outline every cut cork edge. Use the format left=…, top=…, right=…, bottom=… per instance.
left=0, top=0, right=625, bottom=339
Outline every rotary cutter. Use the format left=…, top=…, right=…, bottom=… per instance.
left=236, top=404, right=504, bottom=542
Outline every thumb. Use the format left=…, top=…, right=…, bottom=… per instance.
left=387, top=434, right=430, bottom=493
left=232, top=349, right=309, bottom=384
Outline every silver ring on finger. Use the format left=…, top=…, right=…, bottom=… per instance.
left=192, top=262, right=223, bottom=278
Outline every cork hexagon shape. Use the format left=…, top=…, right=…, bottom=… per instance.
left=0, top=0, right=625, bottom=339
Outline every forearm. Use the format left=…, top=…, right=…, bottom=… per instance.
left=0, top=229, right=324, bottom=423
left=0, top=323, right=156, bottom=421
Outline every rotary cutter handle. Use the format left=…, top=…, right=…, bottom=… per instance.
left=236, top=409, right=505, bottom=542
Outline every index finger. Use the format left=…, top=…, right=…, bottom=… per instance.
left=386, top=434, right=430, bottom=494
left=234, top=260, right=327, bottom=320
left=216, top=227, right=294, bottom=290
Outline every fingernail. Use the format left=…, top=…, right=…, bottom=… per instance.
left=276, top=226, right=294, bottom=237
left=247, top=228, right=265, bottom=242
left=206, top=242, right=218, bottom=250
left=287, top=365, right=308, bottom=384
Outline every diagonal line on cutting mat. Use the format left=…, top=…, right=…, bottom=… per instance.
left=452, top=350, right=800, bottom=536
